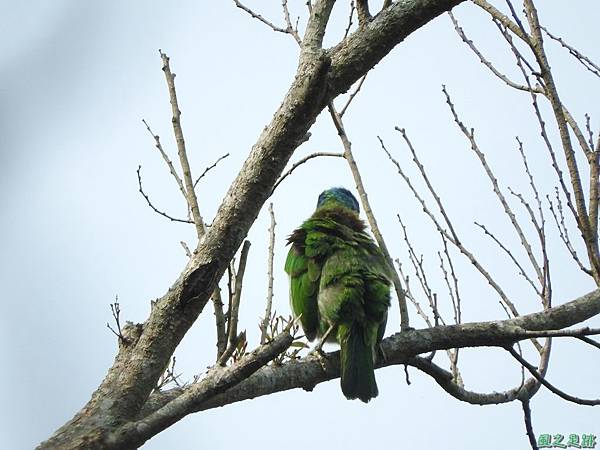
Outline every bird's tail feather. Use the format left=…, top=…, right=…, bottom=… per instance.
left=339, top=323, right=378, bottom=403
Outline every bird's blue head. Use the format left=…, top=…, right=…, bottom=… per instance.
left=316, top=187, right=360, bottom=213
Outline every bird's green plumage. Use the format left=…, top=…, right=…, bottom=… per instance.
left=285, top=188, right=391, bottom=402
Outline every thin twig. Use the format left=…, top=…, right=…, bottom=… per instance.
left=507, top=346, right=600, bottom=405
left=541, top=26, right=600, bottom=78
left=588, top=138, right=600, bottom=257
left=272, top=152, right=344, bottom=194
left=585, top=114, right=594, bottom=150
left=226, top=259, right=236, bottom=339
left=193, top=153, right=230, bottom=188
left=107, top=297, right=125, bottom=342
left=386, top=130, right=523, bottom=323
left=220, top=240, right=251, bottom=365
left=442, top=86, right=543, bottom=284
left=343, top=1, right=356, bottom=40
left=449, top=11, right=541, bottom=94
left=339, top=73, right=368, bottom=118
left=155, top=357, right=184, bottom=391
left=136, top=166, right=193, bottom=224
left=233, top=1, right=290, bottom=35
left=398, top=215, right=441, bottom=326
left=260, top=204, right=276, bottom=344
left=396, top=221, right=462, bottom=370
left=438, top=236, right=461, bottom=325
left=576, top=335, right=600, bottom=351
left=471, top=0, right=530, bottom=44
left=513, top=137, right=552, bottom=308
left=282, top=0, right=302, bottom=44
left=392, top=128, right=459, bottom=243
left=153, top=54, right=227, bottom=358
left=475, top=221, right=540, bottom=296
left=213, top=287, right=228, bottom=359
left=503, top=0, right=529, bottom=41
left=547, top=189, right=591, bottom=275
left=142, top=119, right=188, bottom=204
left=180, top=241, right=192, bottom=258
left=521, top=398, right=539, bottom=450
left=396, top=259, right=433, bottom=328
left=562, top=107, right=593, bottom=159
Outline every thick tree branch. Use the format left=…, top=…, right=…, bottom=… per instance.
left=327, top=0, right=463, bottom=91
left=356, top=0, right=371, bottom=27
left=142, top=289, right=600, bottom=415
left=107, top=329, right=294, bottom=449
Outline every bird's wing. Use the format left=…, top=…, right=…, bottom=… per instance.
left=285, top=228, right=322, bottom=341
left=355, top=231, right=392, bottom=340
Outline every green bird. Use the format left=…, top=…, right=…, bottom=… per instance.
left=285, top=187, right=391, bottom=402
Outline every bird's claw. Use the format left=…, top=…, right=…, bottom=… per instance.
left=309, top=337, right=327, bottom=355
left=309, top=347, right=331, bottom=372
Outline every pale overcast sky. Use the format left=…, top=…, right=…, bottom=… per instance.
left=2, top=2, right=599, bottom=449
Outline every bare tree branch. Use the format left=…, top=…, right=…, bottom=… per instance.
left=577, top=335, right=600, bottom=351
left=142, top=119, right=188, bottom=204
left=339, top=73, right=368, bottom=117
left=521, top=398, right=539, bottom=450
left=281, top=0, right=303, bottom=44
left=522, top=0, right=600, bottom=281
left=475, top=221, right=540, bottom=296
left=136, top=166, right=194, bottom=224
left=398, top=215, right=441, bottom=325
left=233, top=1, right=292, bottom=36
left=343, top=1, right=356, bottom=40
left=301, top=0, right=335, bottom=50
left=507, top=345, right=600, bottom=406
left=159, top=50, right=205, bottom=242
left=541, top=26, right=600, bottom=79
left=547, top=189, right=592, bottom=275
left=220, top=240, right=251, bottom=366
left=442, top=85, right=544, bottom=284
left=180, top=241, right=192, bottom=258
left=384, top=130, right=523, bottom=323
left=356, top=0, right=371, bottom=27
left=260, top=204, right=276, bottom=344
left=449, top=11, right=541, bottom=94
left=142, top=288, right=600, bottom=415
left=193, top=153, right=230, bottom=188
left=272, top=152, right=344, bottom=194
left=471, top=0, right=530, bottom=44
left=109, top=327, right=295, bottom=449
left=106, top=298, right=126, bottom=343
